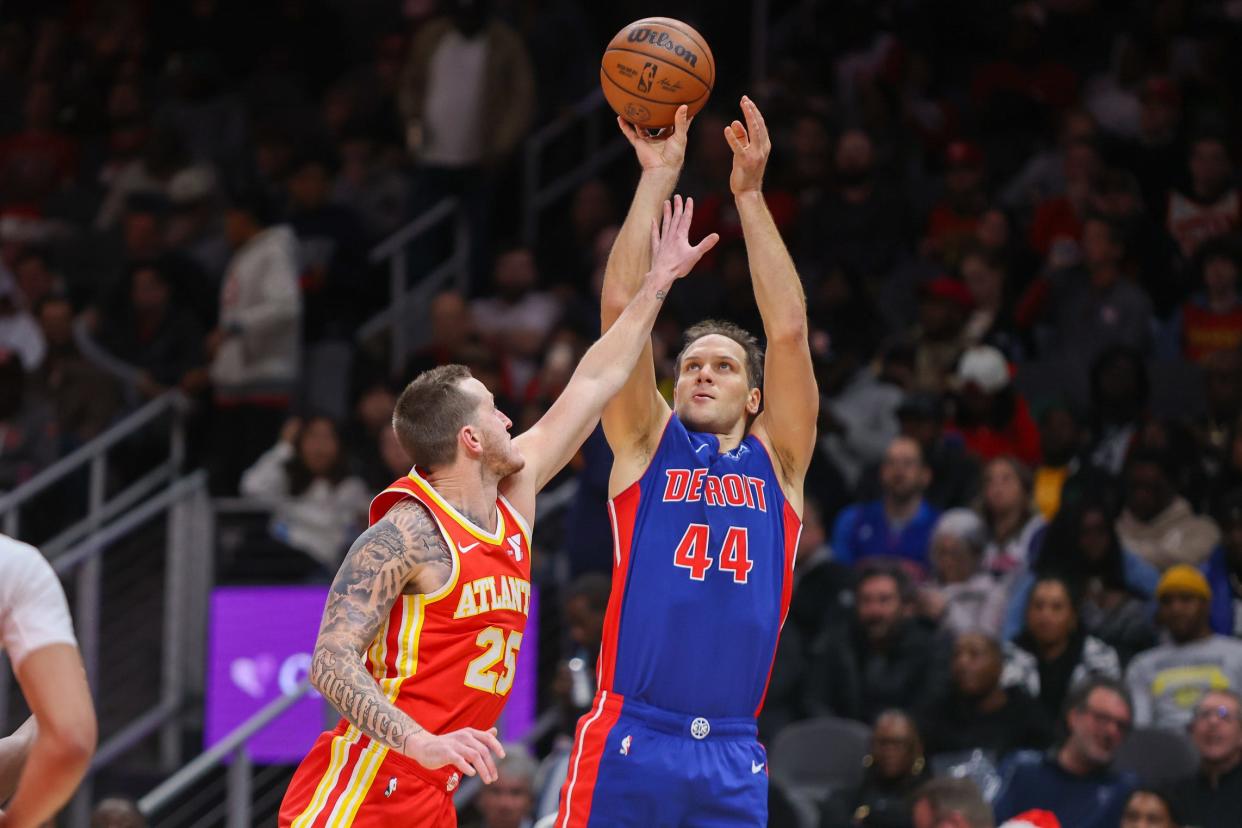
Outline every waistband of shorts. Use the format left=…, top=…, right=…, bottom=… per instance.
left=330, top=721, right=461, bottom=794
left=598, top=692, right=758, bottom=740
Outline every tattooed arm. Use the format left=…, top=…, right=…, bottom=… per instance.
left=308, top=499, right=505, bottom=782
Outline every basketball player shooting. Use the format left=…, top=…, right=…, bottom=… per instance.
left=555, top=97, right=817, bottom=827
left=279, top=197, right=718, bottom=828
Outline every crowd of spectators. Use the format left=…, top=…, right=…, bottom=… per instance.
left=4, top=1, right=1242, bottom=827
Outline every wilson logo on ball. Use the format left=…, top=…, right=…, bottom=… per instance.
left=626, top=28, right=700, bottom=68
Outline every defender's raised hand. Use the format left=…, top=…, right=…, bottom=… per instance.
left=648, top=194, right=719, bottom=287
left=619, top=104, right=693, bottom=174
left=724, top=95, right=771, bottom=195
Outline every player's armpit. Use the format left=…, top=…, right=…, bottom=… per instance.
left=310, top=500, right=451, bottom=753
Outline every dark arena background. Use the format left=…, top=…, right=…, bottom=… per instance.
left=0, top=0, right=1241, bottom=826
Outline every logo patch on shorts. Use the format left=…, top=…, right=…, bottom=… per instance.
left=384, top=776, right=398, bottom=797
left=620, top=734, right=632, bottom=756
left=446, top=772, right=460, bottom=792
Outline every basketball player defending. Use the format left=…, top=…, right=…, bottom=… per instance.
left=279, top=199, right=718, bottom=828
left=555, top=98, right=817, bottom=827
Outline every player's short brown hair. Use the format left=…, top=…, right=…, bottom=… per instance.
left=675, top=320, right=764, bottom=390
left=392, top=364, right=479, bottom=469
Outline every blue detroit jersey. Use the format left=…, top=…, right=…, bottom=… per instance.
left=597, top=414, right=801, bottom=719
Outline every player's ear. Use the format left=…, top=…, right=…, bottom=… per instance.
left=746, top=387, right=761, bottom=415
left=460, top=424, right=484, bottom=457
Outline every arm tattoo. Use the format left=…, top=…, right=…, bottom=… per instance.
left=310, top=499, right=453, bottom=751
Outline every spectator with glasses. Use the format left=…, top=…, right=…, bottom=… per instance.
left=1166, top=689, right=1242, bottom=828
left=1126, top=565, right=1242, bottom=729
left=993, top=677, right=1136, bottom=828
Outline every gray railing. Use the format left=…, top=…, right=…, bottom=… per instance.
left=359, top=196, right=469, bottom=376
left=139, top=681, right=314, bottom=828
left=0, top=391, right=188, bottom=556
left=0, top=469, right=214, bottom=827
left=522, top=89, right=628, bottom=246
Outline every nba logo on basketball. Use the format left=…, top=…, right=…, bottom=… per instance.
left=637, top=63, right=657, bottom=93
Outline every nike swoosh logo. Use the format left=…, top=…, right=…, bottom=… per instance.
left=751, top=761, right=764, bottom=774
left=459, top=542, right=480, bottom=554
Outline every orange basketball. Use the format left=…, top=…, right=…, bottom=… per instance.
left=600, top=17, right=715, bottom=130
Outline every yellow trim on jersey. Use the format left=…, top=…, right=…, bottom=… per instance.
left=407, top=470, right=506, bottom=544
left=498, top=494, right=533, bottom=553
left=290, top=729, right=361, bottom=828
left=326, top=741, right=388, bottom=827
left=366, top=610, right=391, bottom=684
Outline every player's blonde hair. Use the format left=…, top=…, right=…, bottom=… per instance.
left=392, top=364, right=477, bottom=469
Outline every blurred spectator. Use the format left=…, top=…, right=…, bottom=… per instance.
left=94, top=263, right=207, bottom=400
left=1009, top=500, right=1158, bottom=660
left=805, top=563, right=949, bottom=724
left=1004, top=575, right=1122, bottom=719
left=924, top=141, right=989, bottom=269
left=0, top=350, right=55, bottom=490
left=1116, top=448, right=1220, bottom=571
left=0, top=266, right=44, bottom=371
left=993, top=678, right=1137, bottom=828
left=1177, top=238, right=1242, bottom=363
left=208, top=189, right=301, bottom=493
left=947, top=346, right=1041, bottom=466
left=911, top=778, right=992, bottom=828
left=345, top=381, right=400, bottom=489
left=12, top=249, right=63, bottom=311
left=832, top=436, right=941, bottom=571
left=919, top=632, right=1052, bottom=759
left=1194, top=349, right=1242, bottom=487
left=471, top=247, right=562, bottom=402
left=285, top=151, right=370, bottom=341
left=462, top=743, right=536, bottom=828
left=918, top=509, right=1006, bottom=637
left=165, top=166, right=230, bottom=284
left=911, top=277, right=972, bottom=394
left=794, top=128, right=913, bottom=282
left=1206, top=492, right=1242, bottom=636
left=1127, top=565, right=1242, bottom=730
left=1167, top=135, right=1240, bottom=260
left=1119, top=790, right=1176, bottom=828
left=398, top=0, right=535, bottom=283
left=817, top=338, right=903, bottom=490
left=331, top=128, right=409, bottom=242
left=94, top=124, right=202, bottom=232
left=980, top=456, right=1045, bottom=577
left=1165, top=689, right=1242, bottom=828
left=1001, top=108, right=1098, bottom=215
left=1102, top=76, right=1185, bottom=223
left=820, top=710, right=930, bottom=828
left=539, top=178, right=616, bottom=290
left=960, top=247, right=1022, bottom=360
left=91, top=797, right=146, bottom=828
left=239, top=416, right=368, bottom=576
left=1030, top=216, right=1153, bottom=361
left=562, top=426, right=614, bottom=577
left=788, top=498, right=856, bottom=645
left=880, top=392, right=981, bottom=510
left=1027, top=140, right=1100, bottom=259
left=32, top=296, right=118, bottom=449
left=408, top=289, right=481, bottom=374
left=0, top=80, right=76, bottom=209
left=1087, top=346, right=1150, bottom=476
left=1032, top=402, right=1089, bottom=520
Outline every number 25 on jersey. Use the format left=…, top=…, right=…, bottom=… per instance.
left=673, top=524, right=753, bottom=583
left=465, top=627, right=522, bottom=695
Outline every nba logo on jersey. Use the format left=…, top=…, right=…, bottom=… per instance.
left=383, top=777, right=397, bottom=798
left=620, top=734, right=632, bottom=756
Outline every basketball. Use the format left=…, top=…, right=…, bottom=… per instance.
left=600, top=17, right=715, bottom=130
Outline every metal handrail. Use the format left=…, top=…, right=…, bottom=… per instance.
left=368, top=196, right=459, bottom=262
left=0, top=391, right=185, bottom=515
left=138, top=680, right=314, bottom=819
left=522, top=89, right=628, bottom=246
left=359, top=196, right=468, bottom=376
